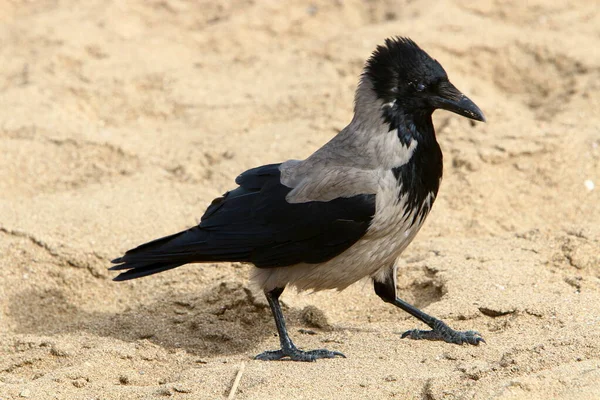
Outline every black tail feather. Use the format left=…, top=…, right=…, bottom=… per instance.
left=111, top=228, right=207, bottom=281
left=110, top=226, right=254, bottom=281
left=112, top=262, right=185, bottom=281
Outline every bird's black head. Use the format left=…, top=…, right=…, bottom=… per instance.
left=364, top=37, right=485, bottom=130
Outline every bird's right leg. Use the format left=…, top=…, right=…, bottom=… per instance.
left=254, top=287, right=346, bottom=362
left=374, top=267, right=485, bottom=345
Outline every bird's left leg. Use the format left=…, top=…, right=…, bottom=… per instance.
left=374, top=267, right=484, bottom=345
left=254, top=287, right=346, bottom=361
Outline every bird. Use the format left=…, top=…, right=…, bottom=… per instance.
left=111, top=37, right=486, bottom=362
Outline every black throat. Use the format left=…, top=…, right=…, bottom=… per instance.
left=390, top=113, right=443, bottom=222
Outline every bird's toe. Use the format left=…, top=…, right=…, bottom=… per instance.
left=254, top=348, right=345, bottom=362
left=254, top=350, right=286, bottom=361
left=401, top=319, right=485, bottom=346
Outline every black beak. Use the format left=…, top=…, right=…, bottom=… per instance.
left=430, top=81, right=486, bottom=122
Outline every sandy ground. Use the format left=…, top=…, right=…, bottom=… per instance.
left=1, top=0, right=599, bottom=399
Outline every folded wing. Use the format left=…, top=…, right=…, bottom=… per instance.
left=111, top=163, right=376, bottom=280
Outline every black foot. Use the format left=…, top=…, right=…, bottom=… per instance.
left=254, top=347, right=346, bottom=362
left=401, top=319, right=485, bottom=345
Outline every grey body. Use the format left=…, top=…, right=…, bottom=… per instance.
left=254, top=80, right=432, bottom=292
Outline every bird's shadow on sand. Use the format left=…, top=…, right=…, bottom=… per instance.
left=7, top=280, right=287, bottom=358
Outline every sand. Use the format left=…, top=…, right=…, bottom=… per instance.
left=1, top=0, right=599, bottom=399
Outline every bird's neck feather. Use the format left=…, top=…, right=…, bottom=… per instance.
left=393, top=112, right=443, bottom=206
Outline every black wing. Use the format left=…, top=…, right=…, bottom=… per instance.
left=111, top=163, right=376, bottom=280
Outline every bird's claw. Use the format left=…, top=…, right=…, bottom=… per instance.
left=254, top=348, right=346, bottom=362
left=401, top=319, right=485, bottom=345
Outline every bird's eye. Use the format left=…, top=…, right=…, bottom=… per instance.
left=416, top=83, right=426, bottom=92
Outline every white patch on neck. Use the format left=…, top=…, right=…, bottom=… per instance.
left=423, top=191, right=435, bottom=208
left=374, top=131, right=418, bottom=170
left=382, top=100, right=396, bottom=109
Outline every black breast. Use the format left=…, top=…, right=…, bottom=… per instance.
left=391, top=127, right=443, bottom=224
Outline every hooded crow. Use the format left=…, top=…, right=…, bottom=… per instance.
left=111, top=37, right=486, bottom=361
